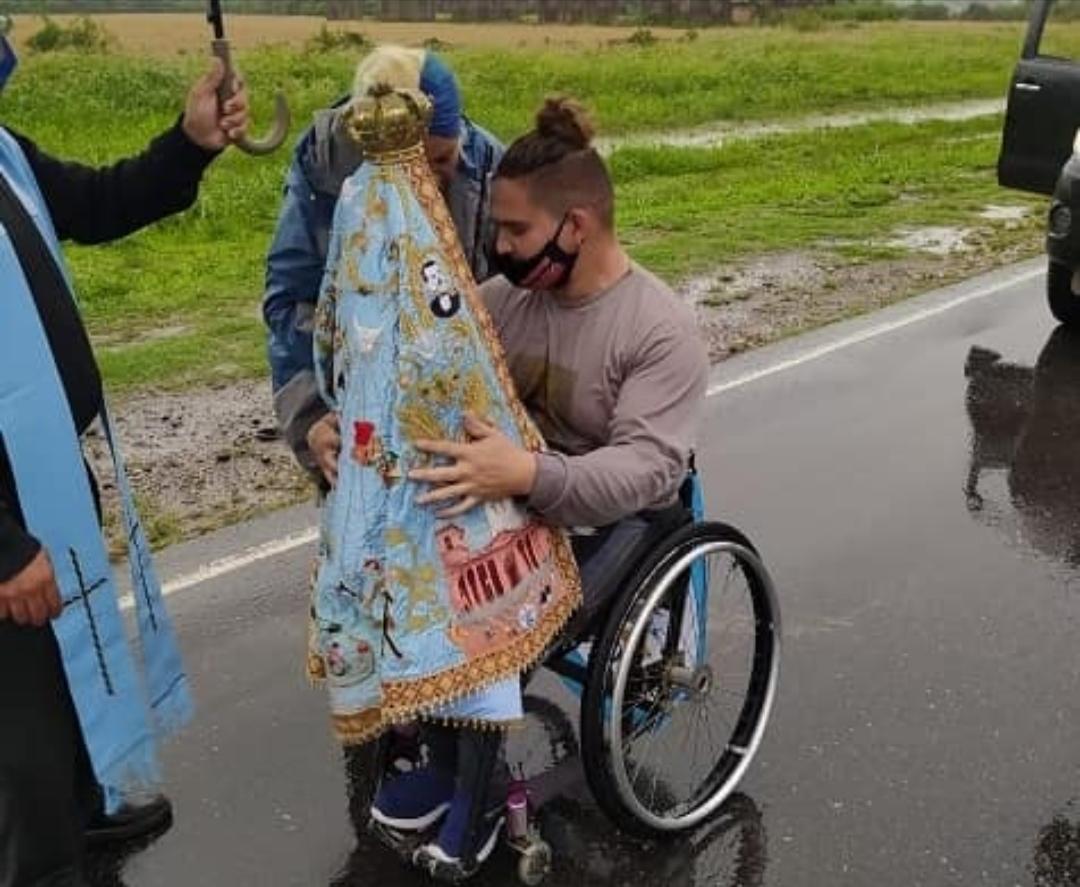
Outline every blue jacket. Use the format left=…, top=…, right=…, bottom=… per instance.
left=263, top=102, right=503, bottom=475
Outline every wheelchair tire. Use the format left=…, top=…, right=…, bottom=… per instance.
left=580, top=521, right=780, bottom=837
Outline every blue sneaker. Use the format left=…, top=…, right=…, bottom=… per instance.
left=370, top=767, right=454, bottom=831
left=412, top=790, right=505, bottom=882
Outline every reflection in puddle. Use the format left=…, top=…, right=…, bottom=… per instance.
left=1033, top=802, right=1080, bottom=887
left=332, top=693, right=767, bottom=887
left=964, top=328, right=1080, bottom=569
left=532, top=791, right=765, bottom=887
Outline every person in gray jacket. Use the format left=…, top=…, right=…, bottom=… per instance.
left=263, top=45, right=502, bottom=483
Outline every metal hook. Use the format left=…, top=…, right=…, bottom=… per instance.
left=207, top=1, right=290, bottom=156
left=210, top=38, right=290, bottom=156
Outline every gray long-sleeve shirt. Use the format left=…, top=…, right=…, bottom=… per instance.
left=481, top=263, right=709, bottom=528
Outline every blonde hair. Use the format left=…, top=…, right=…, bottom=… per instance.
left=352, top=45, right=425, bottom=97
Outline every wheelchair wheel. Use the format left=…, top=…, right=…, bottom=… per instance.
left=580, top=522, right=780, bottom=837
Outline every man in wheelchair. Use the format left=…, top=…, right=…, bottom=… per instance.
left=384, top=95, right=709, bottom=881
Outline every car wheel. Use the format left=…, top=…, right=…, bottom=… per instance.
left=1047, top=260, right=1080, bottom=326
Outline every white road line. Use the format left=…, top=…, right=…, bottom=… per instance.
left=153, top=264, right=1042, bottom=598
left=707, top=265, right=1042, bottom=397
left=122, top=527, right=319, bottom=609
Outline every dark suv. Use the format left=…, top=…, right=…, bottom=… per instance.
left=999, top=0, right=1080, bottom=325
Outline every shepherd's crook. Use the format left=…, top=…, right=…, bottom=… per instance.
left=206, top=0, right=289, bottom=156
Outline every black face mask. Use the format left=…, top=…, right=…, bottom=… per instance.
left=493, top=215, right=580, bottom=291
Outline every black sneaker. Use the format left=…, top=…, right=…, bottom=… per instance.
left=84, top=794, right=173, bottom=848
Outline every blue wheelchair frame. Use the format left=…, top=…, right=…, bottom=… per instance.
left=545, top=468, right=710, bottom=699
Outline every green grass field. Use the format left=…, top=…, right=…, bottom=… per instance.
left=0, top=20, right=1056, bottom=392
left=6, top=22, right=1039, bottom=143
left=615, top=115, right=1034, bottom=275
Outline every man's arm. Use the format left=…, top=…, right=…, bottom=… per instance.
left=528, top=321, right=709, bottom=528
left=263, top=163, right=333, bottom=479
left=10, top=122, right=217, bottom=245
left=410, top=317, right=709, bottom=527
left=6, top=60, right=244, bottom=245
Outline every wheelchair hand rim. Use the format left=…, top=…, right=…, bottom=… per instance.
left=607, top=539, right=781, bottom=833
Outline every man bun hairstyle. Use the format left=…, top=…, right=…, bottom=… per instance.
left=496, top=96, right=614, bottom=229
left=535, top=96, right=594, bottom=150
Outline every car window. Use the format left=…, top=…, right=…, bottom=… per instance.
left=1037, top=3, right=1080, bottom=61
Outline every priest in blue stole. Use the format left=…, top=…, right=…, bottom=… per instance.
left=0, top=40, right=249, bottom=886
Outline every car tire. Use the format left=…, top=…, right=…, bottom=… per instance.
left=1047, top=260, right=1080, bottom=326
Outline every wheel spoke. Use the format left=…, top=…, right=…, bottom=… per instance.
left=714, top=553, right=740, bottom=608
left=697, top=699, right=727, bottom=757
left=635, top=705, right=669, bottom=809
left=622, top=677, right=665, bottom=748
left=686, top=704, right=704, bottom=797
left=627, top=704, right=663, bottom=789
left=648, top=741, right=665, bottom=812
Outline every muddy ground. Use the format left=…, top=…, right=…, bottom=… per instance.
left=85, top=380, right=309, bottom=556
left=688, top=233, right=1039, bottom=362
left=87, top=214, right=1042, bottom=554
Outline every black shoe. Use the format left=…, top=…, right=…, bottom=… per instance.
left=84, top=795, right=173, bottom=848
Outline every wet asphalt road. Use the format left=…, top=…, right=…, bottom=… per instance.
left=91, top=260, right=1080, bottom=886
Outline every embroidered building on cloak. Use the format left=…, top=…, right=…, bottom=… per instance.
left=436, top=501, right=553, bottom=634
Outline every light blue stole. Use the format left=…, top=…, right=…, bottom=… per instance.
left=0, top=128, right=191, bottom=811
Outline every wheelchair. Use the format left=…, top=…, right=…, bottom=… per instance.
left=501, top=462, right=781, bottom=883
left=365, top=463, right=781, bottom=885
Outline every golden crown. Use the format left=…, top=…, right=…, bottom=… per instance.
left=343, top=84, right=432, bottom=160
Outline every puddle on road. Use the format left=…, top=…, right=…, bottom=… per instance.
left=1032, top=800, right=1080, bottom=887
left=885, top=225, right=971, bottom=256
left=325, top=693, right=770, bottom=887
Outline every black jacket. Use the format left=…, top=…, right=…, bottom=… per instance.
left=0, top=119, right=217, bottom=581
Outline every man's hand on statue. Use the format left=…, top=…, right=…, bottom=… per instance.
left=181, top=57, right=251, bottom=151
left=307, top=413, right=341, bottom=487
left=411, top=413, right=537, bottom=518
left=0, top=548, right=62, bottom=627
